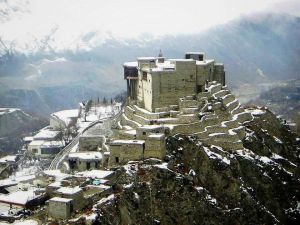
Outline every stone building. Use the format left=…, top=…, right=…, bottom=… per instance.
left=107, top=51, right=254, bottom=166
left=124, top=52, right=225, bottom=112
left=68, top=152, right=102, bottom=171
left=53, top=187, right=83, bottom=211
left=28, top=126, right=64, bottom=158
left=48, top=197, right=73, bottom=219
left=65, top=135, right=106, bottom=171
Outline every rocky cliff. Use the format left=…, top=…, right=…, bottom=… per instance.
left=92, top=110, right=299, bottom=224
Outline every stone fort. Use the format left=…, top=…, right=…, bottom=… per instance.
left=107, top=51, right=253, bottom=167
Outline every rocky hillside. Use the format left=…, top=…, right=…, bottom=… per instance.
left=91, top=109, right=299, bottom=224
left=0, top=108, right=48, bottom=156
left=247, top=79, right=300, bottom=134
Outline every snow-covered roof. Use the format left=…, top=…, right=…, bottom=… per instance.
left=0, top=155, right=17, bottom=163
left=76, top=170, right=114, bottom=179
left=33, top=127, right=60, bottom=140
left=43, top=170, right=69, bottom=181
left=14, top=174, right=36, bottom=183
left=110, top=140, right=145, bottom=145
left=50, top=197, right=73, bottom=203
left=24, top=136, right=34, bottom=142
left=123, top=62, right=138, bottom=67
left=148, top=134, right=165, bottom=139
left=139, top=125, right=163, bottom=131
left=29, top=140, right=45, bottom=146
left=0, top=189, right=41, bottom=205
left=68, top=152, right=102, bottom=160
left=51, top=109, right=78, bottom=126
left=185, top=52, right=205, bottom=55
left=48, top=182, right=62, bottom=188
left=196, top=59, right=215, bottom=65
left=169, top=59, right=194, bottom=62
left=29, top=140, right=64, bottom=148
left=55, top=187, right=82, bottom=195
left=124, top=130, right=137, bottom=135
left=41, top=140, right=64, bottom=148
left=0, top=180, right=18, bottom=188
left=137, top=57, right=156, bottom=60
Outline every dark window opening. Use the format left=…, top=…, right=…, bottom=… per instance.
left=86, top=162, right=90, bottom=170
left=143, top=72, right=147, bottom=81
left=190, top=75, right=194, bottom=79
left=143, top=132, right=146, bottom=135
left=186, top=54, right=190, bottom=59
left=198, top=55, right=203, bottom=61
left=115, top=157, right=119, bottom=163
left=41, top=148, right=60, bottom=155
left=197, top=85, right=203, bottom=93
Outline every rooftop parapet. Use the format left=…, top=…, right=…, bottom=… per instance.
left=185, top=52, right=205, bottom=61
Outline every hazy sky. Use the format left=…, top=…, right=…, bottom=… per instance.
left=1, top=0, right=299, bottom=48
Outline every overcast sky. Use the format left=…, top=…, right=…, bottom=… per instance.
left=1, top=0, right=299, bottom=45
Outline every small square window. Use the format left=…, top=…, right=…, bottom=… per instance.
left=143, top=132, right=146, bottom=135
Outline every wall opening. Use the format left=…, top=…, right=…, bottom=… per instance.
left=196, top=85, right=203, bottom=93
left=143, top=72, right=147, bottom=81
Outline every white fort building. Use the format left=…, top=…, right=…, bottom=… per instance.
left=107, top=51, right=253, bottom=166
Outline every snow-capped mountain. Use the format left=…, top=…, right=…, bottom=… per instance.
left=0, top=0, right=299, bottom=118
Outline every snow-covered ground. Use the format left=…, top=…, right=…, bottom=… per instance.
left=77, top=103, right=121, bottom=132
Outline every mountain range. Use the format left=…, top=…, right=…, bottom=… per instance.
left=0, top=0, right=299, bottom=117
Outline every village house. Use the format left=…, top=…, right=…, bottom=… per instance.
left=52, top=187, right=83, bottom=211
left=48, top=197, right=73, bottom=219
left=28, top=126, right=64, bottom=158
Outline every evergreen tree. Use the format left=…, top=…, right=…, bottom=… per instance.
left=84, top=99, right=93, bottom=121
left=103, top=96, right=107, bottom=104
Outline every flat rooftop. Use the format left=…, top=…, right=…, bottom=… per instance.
left=68, top=152, right=102, bottom=160
left=196, top=59, right=215, bottom=65
left=123, top=62, right=138, bottom=67
left=185, top=52, right=205, bottom=54
left=33, top=126, right=60, bottom=140
left=50, top=197, right=73, bottom=203
left=110, top=140, right=145, bottom=146
left=55, top=187, right=82, bottom=195
left=137, top=57, right=156, bottom=60
left=76, top=170, right=114, bottom=179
